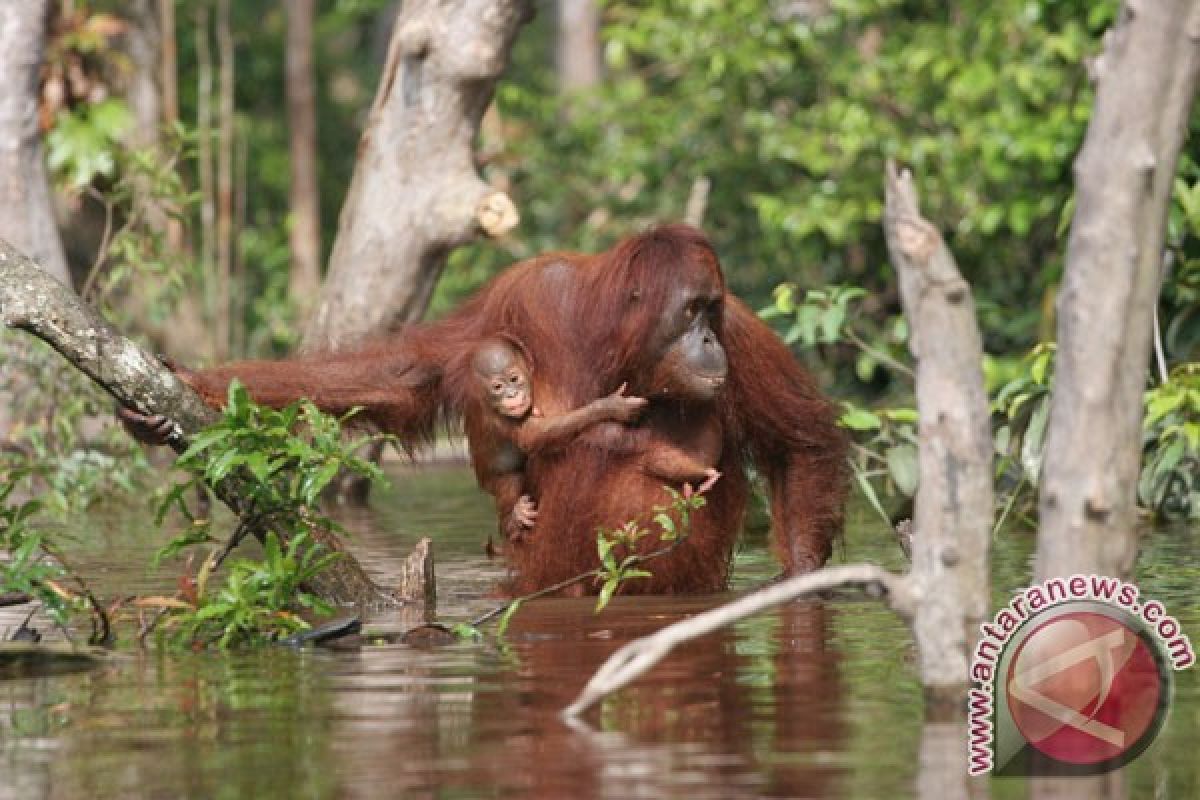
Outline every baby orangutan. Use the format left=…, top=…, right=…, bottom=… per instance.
left=468, top=337, right=647, bottom=543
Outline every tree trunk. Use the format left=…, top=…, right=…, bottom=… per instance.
left=884, top=161, right=993, bottom=711
left=0, top=0, right=68, bottom=283
left=0, top=0, right=70, bottom=442
left=123, top=0, right=162, bottom=156
left=116, top=0, right=206, bottom=363
left=1035, top=1, right=1200, bottom=582
left=302, top=0, right=529, bottom=352
left=159, top=0, right=177, bottom=127
left=0, top=238, right=429, bottom=609
left=214, top=0, right=235, bottom=359
left=556, top=0, right=601, bottom=92
left=195, top=4, right=218, bottom=359
left=286, top=0, right=322, bottom=319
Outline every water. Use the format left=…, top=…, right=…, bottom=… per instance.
left=2, top=465, right=1199, bottom=798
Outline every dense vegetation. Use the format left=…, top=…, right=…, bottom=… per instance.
left=24, top=0, right=1200, bottom=527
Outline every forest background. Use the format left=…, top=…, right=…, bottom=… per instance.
left=8, top=0, right=1200, bottom=527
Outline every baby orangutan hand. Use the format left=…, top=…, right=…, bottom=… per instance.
left=505, top=494, right=539, bottom=542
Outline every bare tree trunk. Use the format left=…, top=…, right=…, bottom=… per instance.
left=302, top=0, right=529, bottom=352
left=286, top=0, right=322, bottom=320
left=0, top=0, right=68, bottom=283
left=1035, top=1, right=1200, bottom=582
left=885, top=161, right=993, bottom=710
left=0, top=0, right=70, bottom=441
left=556, top=0, right=601, bottom=92
left=214, top=0, right=235, bottom=359
left=195, top=4, right=216, bottom=348
left=159, top=0, right=177, bottom=127
left=123, top=0, right=162, bottom=157
left=114, top=0, right=207, bottom=363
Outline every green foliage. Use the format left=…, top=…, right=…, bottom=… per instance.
left=991, top=343, right=1055, bottom=487
left=158, top=381, right=386, bottom=529
left=451, top=623, right=485, bottom=642
left=839, top=401, right=918, bottom=525
left=593, top=487, right=707, bottom=610
left=0, top=462, right=79, bottom=628
left=447, top=0, right=1121, bottom=352
left=154, top=382, right=389, bottom=648
left=0, top=337, right=154, bottom=516
left=595, top=521, right=655, bottom=610
left=761, top=283, right=868, bottom=347
left=1140, top=364, right=1200, bottom=520
left=167, top=531, right=338, bottom=649
left=1164, top=156, right=1200, bottom=365
left=46, top=99, right=133, bottom=189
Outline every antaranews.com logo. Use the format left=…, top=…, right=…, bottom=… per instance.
left=968, top=574, right=1195, bottom=777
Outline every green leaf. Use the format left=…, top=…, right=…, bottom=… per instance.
left=497, top=598, right=524, bottom=637
left=885, top=444, right=919, bottom=497
left=451, top=624, right=483, bottom=641
left=881, top=408, right=919, bottom=424
left=1020, top=398, right=1051, bottom=483
left=1145, top=391, right=1185, bottom=427
left=840, top=407, right=882, bottom=431
left=851, top=464, right=890, bottom=529
left=595, top=579, right=619, bottom=612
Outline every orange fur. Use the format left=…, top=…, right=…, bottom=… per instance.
left=184, top=225, right=849, bottom=594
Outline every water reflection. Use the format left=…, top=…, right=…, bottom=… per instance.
left=1, top=465, right=1198, bottom=798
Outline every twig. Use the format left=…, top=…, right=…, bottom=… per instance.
left=471, top=569, right=601, bottom=627
left=563, top=563, right=911, bottom=718
left=1152, top=250, right=1173, bottom=385
left=471, top=500, right=700, bottom=628
left=844, top=329, right=915, bottom=380
left=80, top=187, right=115, bottom=302
left=137, top=508, right=285, bottom=644
left=991, top=472, right=1027, bottom=538
left=40, top=543, right=111, bottom=645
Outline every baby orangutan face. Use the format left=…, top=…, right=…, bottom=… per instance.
left=473, top=341, right=533, bottom=419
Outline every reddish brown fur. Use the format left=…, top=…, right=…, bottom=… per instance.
left=182, top=225, right=849, bottom=594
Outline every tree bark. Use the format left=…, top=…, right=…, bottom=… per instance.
left=214, top=0, right=235, bottom=359
left=884, top=161, right=993, bottom=710
left=0, top=239, right=428, bottom=609
left=286, top=0, right=322, bottom=318
left=123, top=0, right=162, bottom=156
left=1035, top=1, right=1200, bottom=582
left=159, top=0, right=177, bottom=127
left=0, top=0, right=71, bottom=442
left=302, top=0, right=529, bottom=352
left=195, top=2, right=216, bottom=344
left=0, top=0, right=68, bottom=283
left=556, top=0, right=601, bottom=92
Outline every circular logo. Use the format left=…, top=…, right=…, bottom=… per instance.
left=1005, top=609, right=1169, bottom=768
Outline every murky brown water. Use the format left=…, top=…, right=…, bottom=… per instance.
left=2, top=465, right=1199, bottom=798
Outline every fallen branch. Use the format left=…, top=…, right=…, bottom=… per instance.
left=563, top=564, right=911, bottom=717
left=0, top=239, right=428, bottom=608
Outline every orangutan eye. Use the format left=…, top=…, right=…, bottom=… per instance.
left=492, top=382, right=503, bottom=392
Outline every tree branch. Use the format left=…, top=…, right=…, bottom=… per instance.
left=0, top=239, right=428, bottom=608
left=563, top=564, right=910, bottom=718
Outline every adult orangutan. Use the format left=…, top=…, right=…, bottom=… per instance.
left=145, top=225, right=848, bottom=595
